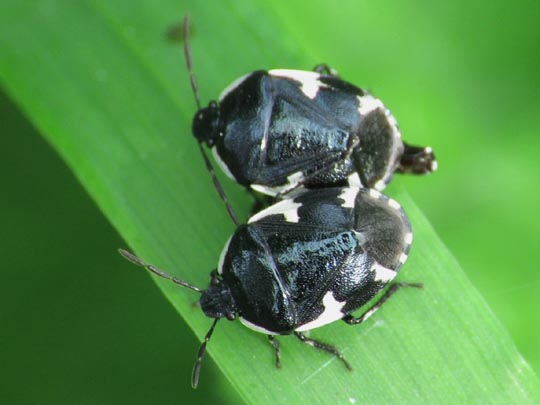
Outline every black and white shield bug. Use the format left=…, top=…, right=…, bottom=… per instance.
left=182, top=16, right=436, bottom=200
left=194, top=69, right=437, bottom=196
left=119, top=187, right=421, bottom=387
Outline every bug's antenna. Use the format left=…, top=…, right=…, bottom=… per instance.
left=183, top=14, right=201, bottom=110
left=183, top=14, right=240, bottom=226
left=118, top=249, right=203, bottom=293
left=182, top=14, right=241, bottom=227
left=192, top=318, right=219, bottom=388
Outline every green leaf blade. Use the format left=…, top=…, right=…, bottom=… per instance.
left=1, top=0, right=539, bottom=403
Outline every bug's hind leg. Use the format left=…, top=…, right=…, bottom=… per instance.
left=313, top=64, right=340, bottom=78
left=268, top=335, right=282, bottom=368
left=343, top=282, right=423, bottom=326
left=294, top=332, right=352, bottom=370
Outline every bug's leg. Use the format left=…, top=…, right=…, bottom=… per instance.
left=313, top=64, right=340, bottom=78
left=294, top=332, right=352, bottom=370
left=275, top=136, right=361, bottom=200
left=268, top=335, right=282, bottom=368
left=343, top=282, right=423, bottom=325
left=396, top=142, right=437, bottom=175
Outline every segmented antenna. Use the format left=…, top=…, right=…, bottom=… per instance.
left=119, top=248, right=222, bottom=388
left=183, top=14, right=201, bottom=110
left=118, top=249, right=203, bottom=293
left=192, top=318, right=220, bottom=388
left=182, top=14, right=240, bottom=227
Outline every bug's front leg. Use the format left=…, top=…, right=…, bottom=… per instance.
left=267, top=335, right=282, bottom=368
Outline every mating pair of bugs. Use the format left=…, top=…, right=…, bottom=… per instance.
left=119, top=15, right=437, bottom=388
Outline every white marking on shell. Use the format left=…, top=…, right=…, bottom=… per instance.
left=404, top=232, right=413, bottom=245
left=339, top=187, right=358, bottom=208
left=260, top=132, right=267, bottom=151
left=251, top=171, right=305, bottom=196
left=353, top=230, right=366, bottom=245
left=371, top=263, right=397, bottom=283
left=368, top=188, right=383, bottom=199
left=248, top=198, right=302, bottom=224
left=347, top=172, right=363, bottom=188
left=384, top=106, right=401, bottom=138
left=373, top=179, right=387, bottom=190
left=295, top=291, right=346, bottom=332
left=358, top=94, right=404, bottom=189
left=212, top=147, right=236, bottom=181
left=399, top=252, right=409, bottom=264
left=240, top=317, right=275, bottom=335
left=219, top=72, right=252, bottom=101
left=269, top=69, right=324, bottom=99
left=357, top=94, right=384, bottom=115
left=287, top=171, right=304, bottom=185
left=217, top=235, right=233, bottom=275
left=250, top=183, right=281, bottom=196
left=387, top=198, right=401, bottom=210
left=431, top=160, right=438, bottom=172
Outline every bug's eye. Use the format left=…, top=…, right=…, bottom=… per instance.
left=226, top=312, right=236, bottom=321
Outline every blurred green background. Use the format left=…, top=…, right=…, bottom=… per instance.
left=1, top=0, right=539, bottom=403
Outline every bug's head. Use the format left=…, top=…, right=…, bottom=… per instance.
left=200, top=276, right=237, bottom=321
left=192, top=101, right=220, bottom=147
